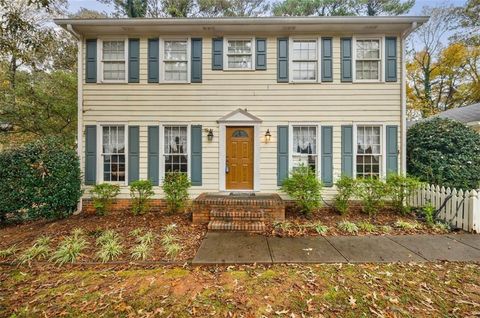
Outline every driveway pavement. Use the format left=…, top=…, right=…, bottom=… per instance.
left=192, top=233, right=480, bottom=265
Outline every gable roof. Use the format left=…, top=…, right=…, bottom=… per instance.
left=435, top=103, right=480, bottom=124
left=217, top=108, right=263, bottom=123
left=55, top=16, right=428, bottom=37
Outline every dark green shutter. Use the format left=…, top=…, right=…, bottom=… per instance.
left=341, top=125, right=353, bottom=177
left=147, top=126, right=159, bottom=186
left=85, top=39, right=97, bottom=83
left=321, top=37, right=333, bottom=82
left=340, top=38, right=352, bottom=82
left=191, top=125, right=202, bottom=186
left=321, top=126, right=333, bottom=186
left=148, top=38, right=159, bottom=83
left=385, top=37, right=397, bottom=82
left=277, top=125, right=289, bottom=186
left=191, top=38, right=202, bottom=83
left=128, top=126, right=140, bottom=184
left=85, top=125, right=97, bottom=185
left=128, top=39, right=140, bottom=83
left=386, top=125, right=399, bottom=174
left=277, top=38, right=289, bottom=82
left=256, top=38, right=267, bottom=70
left=212, top=38, right=223, bottom=70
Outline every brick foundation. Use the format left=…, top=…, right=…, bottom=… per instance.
left=82, top=198, right=168, bottom=215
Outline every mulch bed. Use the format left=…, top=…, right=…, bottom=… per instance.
left=0, top=210, right=207, bottom=263
left=265, top=206, right=459, bottom=237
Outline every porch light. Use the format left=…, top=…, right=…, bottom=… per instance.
left=206, top=128, right=214, bottom=141
left=265, top=129, right=271, bottom=143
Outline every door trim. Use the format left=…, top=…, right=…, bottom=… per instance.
left=219, top=123, right=260, bottom=192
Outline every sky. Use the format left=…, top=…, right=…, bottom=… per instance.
left=67, top=0, right=468, bottom=16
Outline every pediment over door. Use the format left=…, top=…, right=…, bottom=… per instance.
left=217, top=108, right=263, bottom=123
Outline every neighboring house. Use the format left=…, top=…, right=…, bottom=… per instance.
left=435, top=103, right=480, bottom=132
left=56, top=16, right=427, bottom=223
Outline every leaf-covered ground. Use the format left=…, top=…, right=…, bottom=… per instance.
left=1, top=262, right=479, bottom=317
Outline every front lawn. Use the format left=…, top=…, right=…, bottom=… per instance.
left=1, top=263, right=479, bottom=317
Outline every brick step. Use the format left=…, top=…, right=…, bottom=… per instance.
left=207, top=220, right=266, bottom=232
left=210, top=210, right=265, bottom=221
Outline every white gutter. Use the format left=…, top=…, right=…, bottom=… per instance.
left=400, top=21, right=419, bottom=175
left=67, top=24, right=84, bottom=214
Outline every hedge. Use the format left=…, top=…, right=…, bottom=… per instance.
left=407, top=118, right=480, bottom=190
left=0, top=138, right=82, bottom=223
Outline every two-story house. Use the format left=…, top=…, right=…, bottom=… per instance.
left=56, top=16, right=427, bottom=229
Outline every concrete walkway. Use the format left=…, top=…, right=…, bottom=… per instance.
left=192, top=233, right=480, bottom=264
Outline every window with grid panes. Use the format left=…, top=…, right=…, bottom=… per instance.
left=292, top=40, right=317, bottom=81
left=292, top=126, right=317, bottom=172
left=102, top=40, right=126, bottom=81
left=356, top=126, right=382, bottom=178
left=226, top=39, right=253, bottom=69
left=355, top=39, right=381, bottom=81
left=102, top=126, right=126, bottom=182
left=163, top=40, right=188, bottom=82
left=164, top=126, right=188, bottom=173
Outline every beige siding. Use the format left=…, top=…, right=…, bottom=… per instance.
left=82, top=35, right=403, bottom=199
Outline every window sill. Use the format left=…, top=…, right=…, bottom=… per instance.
left=222, top=69, right=256, bottom=72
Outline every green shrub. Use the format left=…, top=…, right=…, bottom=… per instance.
left=355, top=177, right=388, bottom=217
left=407, top=118, right=480, bottom=190
left=386, top=174, right=422, bottom=215
left=338, top=220, right=358, bottom=234
left=333, top=175, right=357, bottom=215
left=281, top=165, right=323, bottom=216
left=162, top=172, right=191, bottom=214
left=422, top=202, right=436, bottom=227
left=90, top=183, right=120, bottom=216
left=0, top=138, right=82, bottom=223
left=51, top=230, right=88, bottom=265
left=130, top=180, right=155, bottom=215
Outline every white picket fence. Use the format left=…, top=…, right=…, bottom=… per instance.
left=409, top=184, right=480, bottom=233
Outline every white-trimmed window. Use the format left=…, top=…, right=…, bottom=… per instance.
left=102, top=40, right=126, bottom=81
left=356, top=126, right=382, bottom=178
left=291, top=39, right=318, bottom=81
left=226, top=39, right=254, bottom=70
left=163, top=40, right=188, bottom=82
left=102, top=125, right=126, bottom=182
left=355, top=39, right=381, bottom=81
left=291, top=125, right=318, bottom=172
left=164, top=125, right=188, bottom=173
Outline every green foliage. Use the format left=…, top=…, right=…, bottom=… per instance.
left=130, top=180, right=155, bottom=215
left=386, top=174, right=422, bottom=215
left=0, top=245, right=18, bottom=258
left=95, top=230, right=123, bottom=263
left=422, top=202, right=436, bottom=227
left=338, top=220, right=359, bottom=234
left=130, top=230, right=155, bottom=261
left=90, top=183, right=120, bottom=216
left=51, top=230, right=88, bottom=265
left=434, top=221, right=451, bottom=232
left=313, top=222, right=329, bottom=235
left=18, top=236, right=51, bottom=265
left=164, top=242, right=182, bottom=259
left=407, top=118, right=480, bottom=190
left=162, top=172, right=191, bottom=214
left=357, top=221, right=376, bottom=232
left=281, top=165, right=323, bottom=216
left=380, top=225, right=392, bottom=233
left=0, top=138, right=82, bottom=224
left=160, top=223, right=182, bottom=260
left=333, top=175, right=357, bottom=215
left=356, top=177, right=388, bottom=217
left=394, top=219, right=418, bottom=230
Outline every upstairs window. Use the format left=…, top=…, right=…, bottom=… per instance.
left=292, top=125, right=318, bottom=172
left=291, top=40, right=318, bottom=81
left=355, top=39, right=381, bottom=81
left=226, top=39, right=253, bottom=70
left=164, top=126, right=188, bottom=173
left=163, top=40, right=188, bottom=82
left=102, top=125, right=126, bottom=182
left=102, top=40, right=126, bottom=81
left=356, top=126, right=382, bottom=178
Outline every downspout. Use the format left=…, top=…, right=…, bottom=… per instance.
left=400, top=21, right=418, bottom=175
left=67, top=24, right=84, bottom=214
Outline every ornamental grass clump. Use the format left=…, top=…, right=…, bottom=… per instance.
left=160, top=224, right=182, bottom=260
left=90, top=183, right=120, bottom=216
left=51, top=228, right=88, bottom=265
left=130, top=180, right=155, bottom=215
left=95, top=230, right=123, bottom=263
left=130, top=229, right=156, bottom=261
left=18, top=236, right=51, bottom=265
left=357, top=221, right=376, bottom=233
left=338, top=220, right=359, bottom=234
left=162, top=172, right=191, bottom=214
left=333, top=175, right=357, bottom=215
left=386, top=174, right=422, bottom=215
left=0, top=245, right=18, bottom=259
left=313, top=223, right=329, bottom=235
left=281, top=165, right=323, bottom=216
left=394, top=219, right=418, bottom=230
